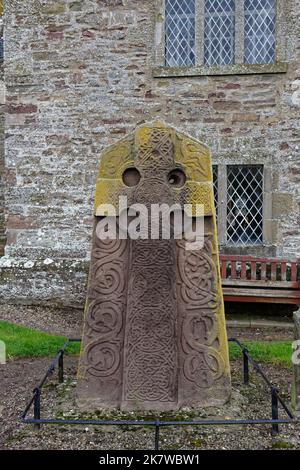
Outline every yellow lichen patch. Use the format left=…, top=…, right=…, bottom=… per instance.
left=175, top=134, right=212, bottom=183
left=94, top=181, right=132, bottom=215
left=98, top=139, right=134, bottom=179
left=174, top=182, right=214, bottom=216
left=94, top=122, right=217, bottom=216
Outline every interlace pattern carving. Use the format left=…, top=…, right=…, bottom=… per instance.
left=77, top=122, right=230, bottom=411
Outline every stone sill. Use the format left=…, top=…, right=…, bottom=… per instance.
left=152, top=62, right=288, bottom=78
left=220, top=244, right=277, bottom=257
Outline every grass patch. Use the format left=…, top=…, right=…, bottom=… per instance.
left=0, top=320, right=293, bottom=367
left=0, top=321, right=80, bottom=360
left=229, top=340, right=293, bottom=368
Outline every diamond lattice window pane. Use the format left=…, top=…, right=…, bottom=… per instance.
left=165, top=0, right=196, bottom=67
left=213, top=165, right=218, bottom=218
left=204, top=0, right=235, bottom=66
left=244, top=0, right=276, bottom=64
left=227, top=166, right=263, bottom=245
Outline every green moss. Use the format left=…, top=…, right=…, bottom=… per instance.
left=191, top=437, right=202, bottom=448
left=272, top=440, right=295, bottom=449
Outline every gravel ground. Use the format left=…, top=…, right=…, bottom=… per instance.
left=0, top=304, right=83, bottom=338
left=228, top=326, right=294, bottom=342
left=0, top=356, right=299, bottom=451
left=0, top=304, right=298, bottom=450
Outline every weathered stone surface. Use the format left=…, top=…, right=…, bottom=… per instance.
left=0, top=0, right=299, bottom=305
left=272, top=193, right=296, bottom=218
left=0, top=256, right=88, bottom=306
left=232, top=113, right=260, bottom=122
left=292, top=311, right=300, bottom=414
left=0, top=20, right=4, bottom=256
left=212, top=100, right=241, bottom=112
left=76, top=122, right=231, bottom=411
left=41, top=3, right=66, bottom=15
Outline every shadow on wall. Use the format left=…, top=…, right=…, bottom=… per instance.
left=225, top=302, right=296, bottom=321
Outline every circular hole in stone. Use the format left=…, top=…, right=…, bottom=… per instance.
left=122, top=167, right=141, bottom=187
left=168, top=168, right=186, bottom=188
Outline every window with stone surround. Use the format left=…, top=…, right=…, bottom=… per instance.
left=213, top=164, right=265, bottom=247
left=165, top=0, right=196, bottom=66
left=204, top=0, right=235, bottom=66
left=227, top=165, right=263, bottom=245
left=244, top=0, right=276, bottom=64
left=154, top=0, right=286, bottom=76
left=0, top=12, right=2, bottom=61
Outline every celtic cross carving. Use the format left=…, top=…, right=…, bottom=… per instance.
left=77, top=122, right=231, bottom=411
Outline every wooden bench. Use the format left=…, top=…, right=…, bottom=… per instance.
left=220, top=255, right=300, bottom=307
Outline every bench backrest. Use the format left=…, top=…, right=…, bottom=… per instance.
left=220, top=255, right=300, bottom=288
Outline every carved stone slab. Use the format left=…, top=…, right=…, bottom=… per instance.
left=77, top=121, right=231, bottom=411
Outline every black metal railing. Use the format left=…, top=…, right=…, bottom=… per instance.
left=21, top=338, right=296, bottom=450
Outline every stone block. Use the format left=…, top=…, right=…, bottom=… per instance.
left=6, top=215, right=39, bottom=230
left=272, top=193, right=295, bottom=218
left=41, top=3, right=65, bottom=15
left=213, top=101, right=241, bottom=112
left=232, top=113, right=260, bottom=122
left=6, top=104, right=38, bottom=114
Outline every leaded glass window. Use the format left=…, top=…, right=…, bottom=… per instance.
left=227, top=165, right=263, bottom=245
left=204, top=0, right=235, bottom=66
left=163, top=0, right=279, bottom=69
left=165, top=0, right=196, bottom=67
left=244, top=0, right=276, bottom=64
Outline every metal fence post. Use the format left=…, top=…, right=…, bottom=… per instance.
left=243, top=349, right=249, bottom=385
left=33, top=388, right=41, bottom=430
left=58, top=350, right=64, bottom=384
left=271, top=387, right=279, bottom=435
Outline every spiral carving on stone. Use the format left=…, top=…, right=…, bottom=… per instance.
left=86, top=340, right=121, bottom=378
left=78, top=224, right=128, bottom=403
left=177, top=234, right=226, bottom=395
left=183, top=350, right=224, bottom=389
left=86, top=300, right=123, bottom=337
